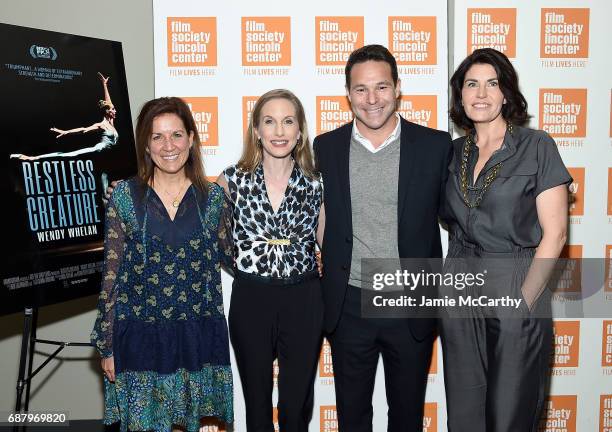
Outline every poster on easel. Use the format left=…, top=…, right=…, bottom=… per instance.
left=0, top=23, right=136, bottom=315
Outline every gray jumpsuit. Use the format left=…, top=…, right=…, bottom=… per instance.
left=440, top=125, right=572, bottom=432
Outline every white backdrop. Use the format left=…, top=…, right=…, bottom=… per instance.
left=154, top=1, right=448, bottom=430
left=153, top=1, right=612, bottom=431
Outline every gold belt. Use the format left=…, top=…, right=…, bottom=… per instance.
left=267, top=238, right=291, bottom=246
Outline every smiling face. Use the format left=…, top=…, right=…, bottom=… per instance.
left=346, top=60, right=400, bottom=137
left=148, top=113, right=193, bottom=177
left=461, top=63, right=507, bottom=127
left=255, top=97, right=300, bottom=161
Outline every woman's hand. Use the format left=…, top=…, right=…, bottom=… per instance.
left=101, top=356, right=115, bottom=382
left=98, top=72, right=110, bottom=84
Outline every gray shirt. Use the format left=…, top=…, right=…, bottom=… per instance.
left=348, top=132, right=401, bottom=287
left=443, top=125, right=572, bottom=252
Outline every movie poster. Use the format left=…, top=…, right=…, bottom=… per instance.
left=0, top=23, right=136, bottom=315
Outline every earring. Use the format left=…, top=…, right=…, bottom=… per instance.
left=257, top=138, right=263, bottom=146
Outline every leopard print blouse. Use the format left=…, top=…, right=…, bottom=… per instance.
left=223, top=163, right=323, bottom=278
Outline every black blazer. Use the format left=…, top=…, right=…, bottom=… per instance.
left=313, top=117, right=452, bottom=338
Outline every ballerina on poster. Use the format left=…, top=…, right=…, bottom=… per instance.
left=11, top=72, right=119, bottom=161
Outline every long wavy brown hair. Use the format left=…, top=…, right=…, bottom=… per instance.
left=237, top=89, right=316, bottom=178
left=135, top=97, right=208, bottom=192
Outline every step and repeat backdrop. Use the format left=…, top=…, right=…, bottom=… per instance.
left=153, top=1, right=611, bottom=430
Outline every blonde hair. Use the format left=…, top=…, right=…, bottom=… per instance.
left=237, top=89, right=316, bottom=178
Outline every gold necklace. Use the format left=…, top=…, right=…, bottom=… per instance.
left=162, top=178, right=188, bottom=208
left=459, top=124, right=512, bottom=208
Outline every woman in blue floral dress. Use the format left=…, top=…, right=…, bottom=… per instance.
left=91, top=97, right=233, bottom=432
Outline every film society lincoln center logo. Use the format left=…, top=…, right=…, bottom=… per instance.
left=316, top=17, right=364, bottom=66
left=603, top=320, right=612, bottom=368
left=242, top=96, right=259, bottom=138
left=567, top=168, right=585, bottom=217
left=316, top=96, right=353, bottom=135
left=242, top=17, right=291, bottom=66
left=181, top=97, right=218, bottom=147
left=541, top=8, right=589, bottom=58
left=398, top=95, right=437, bottom=129
left=551, top=321, right=580, bottom=370
left=167, top=17, right=217, bottom=67
left=539, top=89, right=587, bottom=139
left=601, top=395, right=612, bottom=431
left=539, top=395, right=577, bottom=432
left=467, top=8, right=516, bottom=57
left=388, top=16, right=437, bottom=65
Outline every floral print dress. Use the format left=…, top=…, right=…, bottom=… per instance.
left=91, top=178, right=233, bottom=432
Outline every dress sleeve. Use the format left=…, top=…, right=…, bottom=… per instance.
left=218, top=191, right=235, bottom=272
left=535, top=132, right=573, bottom=196
left=90, top=189, right=126, bottom=358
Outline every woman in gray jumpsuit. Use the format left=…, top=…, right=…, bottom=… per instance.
left=440, top=48, right=572, bottom=432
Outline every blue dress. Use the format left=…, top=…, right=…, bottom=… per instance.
left=91, top=178, right=233, bottom=431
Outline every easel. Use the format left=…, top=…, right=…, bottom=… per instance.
left=14, top=307, right=91, bottom=430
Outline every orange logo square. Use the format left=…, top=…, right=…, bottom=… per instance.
left=539, top=395, right=577, bottom=432
left=242, top=17, right=291, bottom=66
left=319, top=338, right=334, bottom=377
left=541, top=8, right=589, bottom=58
left=605, top=245, right=612, bottom=293
left=320, top=405, right=338, bottom=432
left=600, top=395, right=612, bottom=431
left=557, top=245, right=583, bottom=293
left=242, top=96, right=259, bottom=139
left=603, top=321, right=612, bottom=367
left=167, top=17, right=217, bottom=67
left=182, top=97, right=218, bottom=146
left=467, top=8, right=516, bottom=58
left=539, top=89, right=587, bottom=138
left=316, top=96, right=353, bottom=135
left=429, top=337, right=438, bottom=375
left=551, top=321, right=580, bottom=367
left=567, top=168, right=585, bottom=216
left=399, top=95, right=437, bottom=129
left=388, top=17, right=437, bottom=65
left=423, top=402, right=437, bottom=432
left=316, top=17, right=364, bottom=66
left=608, top=168, right=612, bottom=216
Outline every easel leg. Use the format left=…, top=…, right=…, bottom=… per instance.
left=24, top=307, right=38, bottom=411
left=14, top=307, right=33, bottom=432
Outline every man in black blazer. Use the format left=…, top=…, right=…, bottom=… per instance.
left=313, top=45, right=452, bottom=431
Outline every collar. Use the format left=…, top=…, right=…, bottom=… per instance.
left=351, top=113, right=401, bottom=154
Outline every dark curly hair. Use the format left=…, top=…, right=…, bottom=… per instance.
left=449, top=48, right=530, bottom=130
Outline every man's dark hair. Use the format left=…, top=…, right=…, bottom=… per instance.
left=450, top=48, right=530, bottom=130
left=345, top=44, right=398, bottom=89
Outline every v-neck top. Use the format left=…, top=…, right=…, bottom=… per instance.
left=442, top=125, right=572, bottom=252
left=223, top=163, right=323, bottom=278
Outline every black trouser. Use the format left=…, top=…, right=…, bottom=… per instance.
left=328, top=285, right=433, bottom=432
left=229, top=272, right=324, bottom=432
